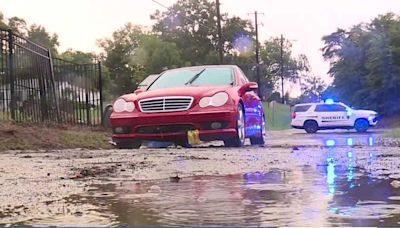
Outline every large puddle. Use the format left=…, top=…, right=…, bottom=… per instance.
left=14, top=164, right=400, bottom=226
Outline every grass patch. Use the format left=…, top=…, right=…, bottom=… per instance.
left=263, top=102, right=292, bottom=130
left=386, top=128, right=400, bottom=139
left=61, top=131, right=111, bottom=149
left=0, top=122, right=112, bottom=151
left=74, top=108, right=102, bottom=124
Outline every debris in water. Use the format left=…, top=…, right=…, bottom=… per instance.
left=148, top=185, right=162, bottom=194
left=197, top=197, right=206, bottom=203
left=390, top=180, right=400, bottom=188
left=170, top=175, right=181, bottom=183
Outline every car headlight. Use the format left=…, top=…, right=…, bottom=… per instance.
left=113, top=99, right=135, bottom=112
left=199, top=97, right=211, bottom=108
left=199, top=92, right=229, bottom=108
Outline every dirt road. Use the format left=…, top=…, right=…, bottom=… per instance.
left=1, top=129, right=400, bottom=226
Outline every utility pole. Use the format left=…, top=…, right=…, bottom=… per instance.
left=216, top=0, right=223, bottom=64
left=248, top=11, right=263, bottom=99
left=280, top=34, right=284, bottom=104
left=254, top=11, right=261, bottom=99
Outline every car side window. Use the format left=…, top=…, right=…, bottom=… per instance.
left=315, top=104, right=347, bottom=112
left=294, top=105, right=311, bottom=112
left=238, top=68, right=249, bottom=85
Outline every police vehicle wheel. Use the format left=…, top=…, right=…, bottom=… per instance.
left=224, top=104, right=245, bottom=147
left=304, top=120, right=318, bottom=134
left=354, top=119, right=369, bottom=133
left=250, top=114, right=265, bottom=145
left=115, top=139, right=141, bottom=149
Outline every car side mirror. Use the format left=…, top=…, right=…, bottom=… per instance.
left=239, top=82, right=258, bottom=95
left=134, top=88, right=144, bottom=94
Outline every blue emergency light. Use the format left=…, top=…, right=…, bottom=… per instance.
left=325, top=98, right=334, bottom=105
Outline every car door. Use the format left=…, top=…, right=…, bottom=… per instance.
left=315, top=104, right=348, bottom=127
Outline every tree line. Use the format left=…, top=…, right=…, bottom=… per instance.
left=0, top=0, right=317, bottom=103
left=322, top=13, right=400, bottom=115
left=4, top=0, right=399, bottom=116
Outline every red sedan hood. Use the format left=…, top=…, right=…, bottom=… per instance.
left=122, top=86, right=233, bottom=101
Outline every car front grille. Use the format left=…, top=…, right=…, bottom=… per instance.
left=139, top=96, right=193, bottom=113
left=136, top=124, right=195, bottom=134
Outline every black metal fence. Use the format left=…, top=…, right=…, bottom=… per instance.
left=0, top=28, right=103, bottom=125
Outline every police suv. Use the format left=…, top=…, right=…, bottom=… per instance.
left=291, top=100, right=379, bottom=133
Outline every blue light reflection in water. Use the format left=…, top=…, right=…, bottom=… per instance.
left=347, top=138, right=353, bottom=146
left=368, top=136, right=374, bottom=146
left=326, top=139, right=336, bottom=147
left=326, top=158, right=336, bottom=195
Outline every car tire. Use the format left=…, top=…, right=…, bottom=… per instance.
left=224, top=104, right=246, bottom=147
left=304, top=120, right=318, bottom=134
left=354, top=119, right=369, bottom=133
left=250, top=114, right=266, bottom=146
left=116, top=139, right=141, bottom=149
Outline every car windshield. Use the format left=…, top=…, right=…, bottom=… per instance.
left=147, top=67, right=234, bottom=91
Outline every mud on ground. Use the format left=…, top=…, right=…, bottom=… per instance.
left=1, top=129, right=400, bottom=226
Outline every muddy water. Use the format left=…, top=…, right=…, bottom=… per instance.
left=2, top=130, right=400, bottom=226
left=16, top=166, right=400, bottom=226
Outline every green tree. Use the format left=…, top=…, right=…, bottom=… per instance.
left=300, top=75, right=326, bottom=102
left=8, top=16, right=28, bottom=36
left=259, top=37, right=309, bottom=100
left=135, top=35, right=184, bottom=74
left=0, top=12, right=7, bottom=29
left=98, top=23, right=144, bottom=96
left=28, top=24, right=59, bottom=56
left=151, top=0, right=217, bottom=65
left=59, top=49, right=95, bottom=64
left=151, top=0, right=254, bottom=65
left=322, top=13, right=400, bottom=114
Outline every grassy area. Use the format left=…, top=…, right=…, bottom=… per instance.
left=0, top=122, right=112, bottom=151
left=386, top=128, right=400, bottom=139
left=73, top=108, right=102, bottom=124
left=262, top=102, right=292, bottom=130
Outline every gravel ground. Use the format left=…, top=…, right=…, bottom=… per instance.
left=1, top=129, right=400, bottom=225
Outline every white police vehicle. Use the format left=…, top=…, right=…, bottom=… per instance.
left=291, top=99, right=379, bottom=133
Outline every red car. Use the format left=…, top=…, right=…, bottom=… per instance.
left=110, top=65, right=266, bottom=149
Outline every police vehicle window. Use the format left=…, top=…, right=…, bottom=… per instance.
left=294, top=105, right=311, bottom=112
left=315, top=104, right=346, bottom=112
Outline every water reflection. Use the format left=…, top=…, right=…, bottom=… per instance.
left=322, top=134, right=376, bottom=147
left=13, top=166, right=400, bottom=227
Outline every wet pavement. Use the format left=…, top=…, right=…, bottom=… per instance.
left=1, top=129, right=400, bottom=226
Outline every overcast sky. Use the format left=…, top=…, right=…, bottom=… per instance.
left=1, top=0, right=399, bottom=95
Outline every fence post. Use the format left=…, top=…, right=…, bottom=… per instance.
left=47, top=50, right=61, bottom=122
left=81, top=65, right=89, bottom=125
left=7, top=30, right=16, bottom=120
left=98, top=61, right=104, bottom=126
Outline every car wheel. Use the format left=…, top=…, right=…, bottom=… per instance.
left=304, top=120, right=318, bottom=134
left=224, top=104, right=245, bottom=147
left=250, top=114, right=265, bottom=145
left=354, top=119, right=369, bottom=133
left=116, top=139, right=141, bottom=149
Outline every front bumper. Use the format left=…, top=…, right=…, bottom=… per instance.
left=110, top=109, right=237, bottom=142
left=369, top=115, right=380, bottom=126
